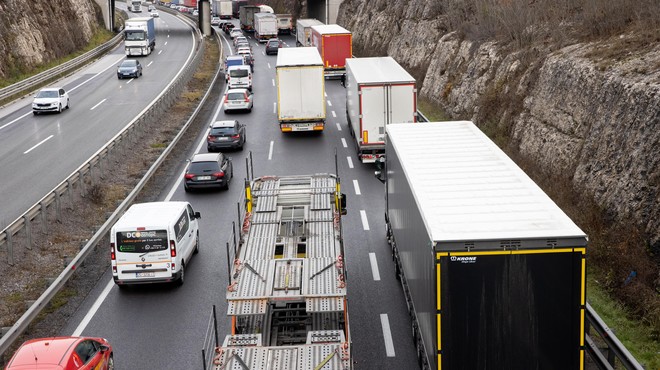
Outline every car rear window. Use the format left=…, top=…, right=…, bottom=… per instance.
left=211, top=127, right=238, bottom=135
left=116, top=230, right=168, bottom=253
left=229, top=69, right=249, bottom=77
left=189, top=161, right=220, bottom=173
left=227, top=92, right=246, bottom=100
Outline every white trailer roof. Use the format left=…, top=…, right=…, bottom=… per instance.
left=346, top=57, right=415, bottom=84
left=296, top=19, right=323, bottom=28
left=276, top=47, right=323, bottom=67
left=386, top=122, right=586, bottom=242
left=311, top=24, right=350, bottom=35
left=254, top=12, right=275, bottom=19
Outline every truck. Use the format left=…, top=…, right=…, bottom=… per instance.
left=276, top=48, right=326, bottom=132
left=181, top=0, right=197, bottom=7
left=239, top=5, right=260, bottom=32
left=126, top=0, right=142, bottom=12
left=215, top=0, right=232, bottom=19
left=381, top=121, right=588, bottom=370
left=124, top=17, right=156, bottom=56
left=295, top=18, right=323, bottom=47
left=209, top=173, right=350, bottom=370
left=345, top=57, right=417, bottom=163
left=311, top=24, right=352, bottom=76
left=276, top=14, right=292, bottom=34
left=231, top=0, right=248, bottom=18
left=253, top=13, right=277, bottom=42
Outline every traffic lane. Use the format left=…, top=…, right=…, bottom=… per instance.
left=0, top=15, right=196, bottom=227
left=325, top=77, right=421, bottom=368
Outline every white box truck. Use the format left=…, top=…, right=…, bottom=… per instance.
left=382, top=121, right=587, bottom=370
left=276, top=13, right=292, bottom=34
left=254, top=13, right=277, bottom=42
left=276, top=47, right=326, bottom=132
left=110, top=201, right=201, bottom=287
left=218, top=0, right=232, bottom=19
left=295, top=18, right=323, bottom=46
left=346, top=57, right=417, bottom=163
left=124, top=17, right=156, bottom=56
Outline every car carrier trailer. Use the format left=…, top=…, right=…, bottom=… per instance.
left=382, top=121, right=588, bottom=370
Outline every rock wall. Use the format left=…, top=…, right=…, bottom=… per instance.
left=0, top=0, right=102, bottom=79
left=337, top=0, right=660, bottom=247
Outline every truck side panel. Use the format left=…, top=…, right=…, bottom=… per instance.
left=386, top=139, right=436, bottom=369
left=438, top=249, right=585, bottom=370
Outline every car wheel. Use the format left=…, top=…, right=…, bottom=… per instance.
left=66, top=99, right=70, bottom=109
left=184, top=185, right=190, bottom=193
left=58, top=103, right=62, bottom=113
left=33, top=111, right=38, bottom=116
left=177, top=262, right=185, bottom=286
left=107, top=353, right=115, bottom=370
left=194, top=233, right=200, bottom=254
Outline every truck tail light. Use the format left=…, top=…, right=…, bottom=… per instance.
left=170, top=240, right=177, bottom=257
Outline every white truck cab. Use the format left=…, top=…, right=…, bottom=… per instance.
left=111, top=201, right=201, bottom=287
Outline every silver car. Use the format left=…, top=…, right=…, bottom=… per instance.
left=223, top=88, right=253, bottom=113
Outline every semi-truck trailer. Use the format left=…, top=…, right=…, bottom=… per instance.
left=311, top=24, right=352, bottom=76
left=382, top=121, right=588, bottom=370
left=345, top=57, right=417, bottom=163
left=276, top=13, right=292, bottom=34
left=276, top=47, right=326, bottom=132
left=216, top=0, right=232, bottom=19
left=295, top=18, right=323, bottom=47
left=211, top=173, right=350, bottom=370
left=124, top=17, right=156, bottom=56
left=253, top=13, right=277, bottom=42
left=239, top=5, right=260, bottom=32
left=231, top=0, right=247, bottom=18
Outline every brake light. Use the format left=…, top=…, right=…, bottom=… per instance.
left=244, top=94, right=250, bottom=102
left=184, top=173, right=194, bottom=179
left=208, top=135, right=213, bottom=140
left=214, top=171, right=225, bottom=178
left=110, top=243, right=116, bottom=260
left=170, top=240, right=176, bottom=257
left=224, top=95, right=228, bottom=103
left=232, top=135, right=240, bottom=139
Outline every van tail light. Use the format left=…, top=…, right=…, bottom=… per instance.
left=185, top=173, right=195, bottom=179
left=170, top=240, right=177, bottom=257
left=214, top=171, right=225, bottom=178
left=110, top=243, right=116, bottom=260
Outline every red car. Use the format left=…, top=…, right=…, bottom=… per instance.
left=5, top=336, right=114, bottom=370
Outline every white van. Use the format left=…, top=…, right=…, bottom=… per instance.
left=110, top=201, right=201, bottom=287
left=227, top=65, right=253, bottom=91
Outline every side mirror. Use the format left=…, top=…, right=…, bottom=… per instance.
left=194, top=211, right=201, bottom=219
left=100, top=345, right=110, bottom=353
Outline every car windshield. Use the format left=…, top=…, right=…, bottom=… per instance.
left=227, top=92, right=246, bottom=100
left=229, top=69, right=248, bottom=77
left=211, top=127, right=238, bottom=135
left=36, top=90, right=58, bottom=98
left=189, top=161, right=219, bottom=173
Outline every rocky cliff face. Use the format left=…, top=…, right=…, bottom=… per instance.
left=0, top=0, right=102, bottom=79
left=337, top=0, right=660, bottom=249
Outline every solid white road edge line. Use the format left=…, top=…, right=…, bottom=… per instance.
left=341, top=138, right=347, bottom=148
left=72, top=279, right=114, bottom=336
left=360, top=210, right=370, bottom=230
left=369, top=253, right=381, bottom=281
left=353, top=179, right=361, bottom=195
left=380, top=314, right=396, bottom=357
left=347, top=156, right=353, bottom=169
left=23, top=135, right=53, bottom=154
left=268, top=141, right=274, bottom=160
left=90, top=99, right=107, bottom=110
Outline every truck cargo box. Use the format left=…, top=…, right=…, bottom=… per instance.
left=254, top=13, right=277, bottom=42
left=296, top=18, right=323, bottom=47
left=276, top=48, right=326, bottom=132
left=239, top=4, right=260, bottom=31
left=384, top=121, right=587, bottom=370
left=346, top=57, right=416, bottom=163
left=276, top=14, right=292, bottom=34
left=311, top=24, right=352, bottom=75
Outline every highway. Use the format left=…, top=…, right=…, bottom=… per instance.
left=58, top=22, right=421, bottom=369
left=0, top=9, right=196, bottom=230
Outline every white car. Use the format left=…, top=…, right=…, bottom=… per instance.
left=150, top=10, right=159, bottom=17
left=223, top=88, right=253, bottom=113
left=32, top=87, right=69, bottom=115
left=230, top=29, right=243, bottom=39
left=211, top=16, right=221, bottom=26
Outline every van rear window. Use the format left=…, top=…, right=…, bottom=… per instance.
left=116, top=230, right=168, bottom=253
left=230, top=69, right=249, bottom=78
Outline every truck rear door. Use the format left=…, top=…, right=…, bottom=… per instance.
left=359, top=85, right=385, bottom=145
left=388, top=84, right=416, bottom=125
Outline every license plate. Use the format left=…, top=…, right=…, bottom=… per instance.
left=198, top=176, right=212, bottom=180
left=136, top=272, right=155, bottom=278
left=218, top=137, right=229, bottom=141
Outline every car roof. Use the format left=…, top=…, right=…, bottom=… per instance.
left=39, top=87, right=62, bottom=92
left=228, top=65, right=250, bottom=71
left=211, top=120, right=238, bottom=128
left=192, top=153, right=221, bottom=162
left=227, top=55, right=244, bottom=60
left=7, top=337, right=80, bottom=367
left=226, top=88, right=250, bottom=94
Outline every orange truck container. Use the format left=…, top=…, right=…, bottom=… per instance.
left=310, top=24, right=352, bottom=75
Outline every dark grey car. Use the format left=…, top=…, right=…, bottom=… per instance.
left=184, top=153, right=233, bottom=191
left=207, top=120, right=246, bottom=151
left=117, top=59, right=143, bottom=79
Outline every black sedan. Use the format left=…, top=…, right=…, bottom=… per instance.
left=265, top=38, right=282, bottom=55
left=184, top=153, right=233, bottom=191
left=207, top=120, right=246, bottom=151
left=117, top=59, right=143, bottom=79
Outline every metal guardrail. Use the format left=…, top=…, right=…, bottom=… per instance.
left=0, top=33, right=124, bottom=104
left=0, top=12, right=224, bottom=359
left=586, top=303, right=645, bottom=370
